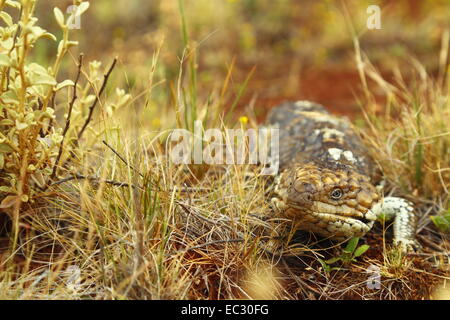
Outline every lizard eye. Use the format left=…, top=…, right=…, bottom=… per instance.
left=330, top=188, right=343, bottom=200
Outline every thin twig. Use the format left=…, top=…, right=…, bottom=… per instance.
left=176, top=239, right=245, bottom=254
left=62, top=57, right=118, bottom=169
left=50, top=176, right=216, bottom=194
left=49, top=54, right=84, bottom=182
left=50, top=174, right=139, bottom=189
left=77, top=57, right=118, bottom=140
left=102, top=140, right=144, bottom=178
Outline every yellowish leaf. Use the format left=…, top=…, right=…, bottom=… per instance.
left=0, top=195, right=20, bottom=209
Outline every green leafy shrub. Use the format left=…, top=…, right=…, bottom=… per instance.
left=0, top=0, right=91, bottom=241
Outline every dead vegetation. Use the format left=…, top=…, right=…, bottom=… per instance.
left=0, top=0, right=449, bottom=300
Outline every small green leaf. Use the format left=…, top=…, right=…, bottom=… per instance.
left=0, top=195, right=20, bottom=209
left=324, top=257, right=341, bottom=265
left=0, top=143, right=14, bottom=153
left=30, top=26, right=57, bottom=42
left=431, top=213, right=450, bottom=233
left=77, top=2, right=90, bottom=15
left=344, top=237, right=360, bottom=254
left=0, top=54, right=11, bottom=67
left=0, top=12, right=13, bottom=26
left=5, top=0, right=21, bottom=9
left=354, top=245, right=370, bottom=257
left=54, top=7, right=65, bottom=28
left=56, top=79, right=75, bottom=91
left=318, top=259, right=331, bottom=273
left=0, top=119, right=14, bottom=126
left=27, top=63, right=57, bottom=86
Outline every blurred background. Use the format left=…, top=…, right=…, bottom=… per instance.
left=33, top=0, right=450, bottom=121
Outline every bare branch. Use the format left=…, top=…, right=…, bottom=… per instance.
left=49, top=54, right=84, bottom=182
left=62, top=57, right=118, bottom=169
left=102, top=140, right=144, bottom=178
left=77, top=57, right=118, bottom=140
left=50, top=174, right=139, bottom=189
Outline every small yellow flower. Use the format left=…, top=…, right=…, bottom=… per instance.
left=152, top=118, right=161, bottom=128
left=239, top=116, right=248, bottom=125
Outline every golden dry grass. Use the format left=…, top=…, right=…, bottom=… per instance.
left=0, top=0, right=449, bottom=300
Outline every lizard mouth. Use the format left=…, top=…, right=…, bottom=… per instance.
left=287, top=200, right=377, bottom=224
left=296, top=211, right=375, bottom=239
left=313, top=211, right=375, bottom=225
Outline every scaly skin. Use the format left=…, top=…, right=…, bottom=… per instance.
left=267, top=101, right=418, bottom=251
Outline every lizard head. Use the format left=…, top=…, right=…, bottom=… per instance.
left=274, top=163, right=380, bottom=240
